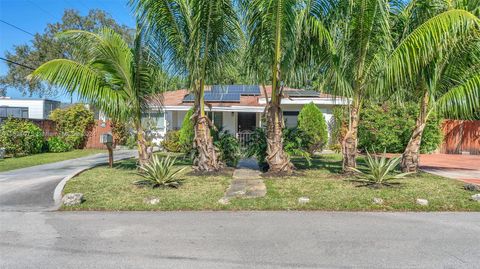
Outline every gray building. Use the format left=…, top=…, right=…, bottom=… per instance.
left=0, top=97, right=61, bottom=120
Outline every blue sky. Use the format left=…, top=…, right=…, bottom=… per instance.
left=0, top=0, right=135, bottom=102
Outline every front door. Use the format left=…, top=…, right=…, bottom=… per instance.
left=237, top=112, right=256, bottom=132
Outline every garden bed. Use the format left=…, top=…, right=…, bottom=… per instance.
left=61, top=154, right=480, bottom=211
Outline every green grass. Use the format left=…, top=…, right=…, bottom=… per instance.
left=0, top=149, right=105, bottom=172
left=62, top=154, right=480, bottom=211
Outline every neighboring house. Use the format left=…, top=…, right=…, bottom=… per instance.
left=0, top=97, right=61, bottom=120
left=148, top=85, right=349, bottom=145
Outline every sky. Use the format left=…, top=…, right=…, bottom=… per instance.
left=0, top=0, right=135, bottom=102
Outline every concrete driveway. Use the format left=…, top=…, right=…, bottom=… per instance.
left=420, top=154, right=480, bottom=185
left=1, top=211, right=479, bottom=269
left=0, top=150, right=136, bottom=212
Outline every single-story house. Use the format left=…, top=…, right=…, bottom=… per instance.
left=147, top=85, right=348, bottom=145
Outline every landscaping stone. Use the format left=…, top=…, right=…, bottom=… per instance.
left=464, top=184, right=480, bottom=192
left=372, top=197, right=384, bottom=205
left=298, top=197, right=310, bottom=204
left=143, top=197, right=160, bottom=205
left=471, top=194, right=480, bottom=202
left=62, top=193, right=84, bottom=206
left=416, top=198, right=429, bottom=206
left=218, top=197, right=230, bottom=205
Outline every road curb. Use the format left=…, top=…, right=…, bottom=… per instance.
left=51, top=152, right=137, bottom=211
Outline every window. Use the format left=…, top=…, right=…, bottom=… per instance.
left=143, top=111, right=165, bottom=131
left=0, top=107, right=29, bottom=119
left=283, top=111, right=299, bottom=128
left=207, top=111, right=223, bottom=130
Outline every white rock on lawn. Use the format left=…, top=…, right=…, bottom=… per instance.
left=143, top=197, right=160, bottom=205
left=218, top=197, right=230, bottom=205
left=471, top=194, right=480, bottom=202
left=372, top=197, right=384, bottom=205
left=298, top=197, right=310, bottom=204
left=416, top=198, right=429, bottom=206
left=62, top=193, right=84, bottom=206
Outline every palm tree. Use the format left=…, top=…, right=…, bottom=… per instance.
left=320, top=0, right=480, bottom=172
left=242, top=0, right=331, bottom=173
left=29, top=27, right=165, bottom=166
left=131, top=0, right=241, bottom=172
left=389, top=1, right=480, bottom=172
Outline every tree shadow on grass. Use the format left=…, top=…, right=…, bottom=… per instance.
left=111, top=153, right=193, bottom=171
left=291, top=154, right=370, bottom=175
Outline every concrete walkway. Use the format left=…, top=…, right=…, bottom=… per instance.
left=420, top=154, right=480, bottom=185
left=1, top=211, right=479, bottom=269
left=223, top=158, right=266, bottom=201
left=0, top=150, right=136, bottom=212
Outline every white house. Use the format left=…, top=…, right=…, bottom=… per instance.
left=0, top=97, right=60, bottom=120
left=146, top=85, right=348, bottom=145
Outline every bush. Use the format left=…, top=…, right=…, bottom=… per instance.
left=246, top=128, right=268, bottom=170
left=178, top=109, right=195, bottom=153
left=125, top=134, right=137, bottom=149
left=358, top=102, right=443, bottom=153
left=49, top=104, right=94, bottom=149
left=47, top=136, right=73, bottom=153
left=0, top=118, right=44, bottom=157
left=283, top=127, right=312, bottom=165
left=298, top=102, right=329, bottom=153
left=161, top=130, right=182, bottom=152
left=215, top=131, right=240, bottom=167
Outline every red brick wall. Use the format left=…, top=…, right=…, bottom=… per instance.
left=84, top=120, right=113, bottom=149
left=440, top=120, right=480, bottom=155
left=30, top=119, right=57, bottom=138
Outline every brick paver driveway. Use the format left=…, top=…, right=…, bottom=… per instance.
left=420, top=154, right=480, bottom=185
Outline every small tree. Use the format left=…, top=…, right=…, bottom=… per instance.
left=298, top=102, right=328, bottom=154
left=49, top=104, right=94, bottom=149
left=178, top=109, right=195, bottom=153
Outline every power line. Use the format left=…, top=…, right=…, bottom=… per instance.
left=0, top=19, right=35, bottom=37
left=0, top=57, right=35, bottom=70
left=26, top=0, right=60, bottom=21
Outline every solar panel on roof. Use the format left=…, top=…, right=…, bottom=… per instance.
left=285, top=90, right=320, bottom=97
left=183, top=85, right=259, bottom=103
left=211, top=85, right=260, bottom=95
left=221, top=93, right=241, bottom=102
left=183, top=94, right=195, bottom=102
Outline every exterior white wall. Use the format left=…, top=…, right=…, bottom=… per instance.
left=0, top=99, right=60, bottom=119
left=222, top=111, right=236, bottom=134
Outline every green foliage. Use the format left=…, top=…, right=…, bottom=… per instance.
left=246, top=128, right=268, bottom=170
left=178, top=109, right=195, bottom=153
left=161, top=130, right=182, bottom=153
left=283, top=127, right=312, bottom=166
left=125, top=134, right=138, bottom=150
left=349, top=151, right=412, bottom=187
left=328, top=106, right=348, bottom=153
left=358, top=102, right=443, bottom=153
left=135, top=155, right=186, bottom=188
left=0, top=118, right=44, bottom=157
left=215, top=131, right=241, bottom=167
left=298, top=102, right=329, bottom=153
left=49, top=104, right=94, bottom=149
left=47, top=136, right=73, bottom=153
left=111, top=120, right=130, bottom=146
left=0, top=9, right=133, bottom=96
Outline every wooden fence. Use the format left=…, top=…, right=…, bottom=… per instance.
left=440, top=120, right=480, bottom=155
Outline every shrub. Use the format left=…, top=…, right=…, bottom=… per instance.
left=161, top=130, right=182, bottom=152
left=49, top=104, right=94, bottom=149
left=125, top=134, right=137, bottom=149
left=178, top=108, right=195, bottom=153
left=135, top=155, right=186, bottom=188
left=358, top=102, right=443, bottom=153
left=0, top=118, right=44, bottom=157
left=215, top=131, right=240, bottom=167
left=47, top=136, right=73, bottom=153
left=246, top=128, right=268, bottom=170
left=283, top=127, right=312, bottom=165
left=298, top=102, right=329, bottom=153
left=349, top=150, right=412, bottom=187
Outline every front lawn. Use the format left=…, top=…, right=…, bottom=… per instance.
left=0, top=149, right=105, bottom=172
left=62, top=154, right=480, bottom=211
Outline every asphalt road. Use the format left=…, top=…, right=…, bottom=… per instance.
left=1, top=211, right=479, bottom=269
left=0, top=150, right=136, bottom=212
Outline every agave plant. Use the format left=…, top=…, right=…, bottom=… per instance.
left=135, top=155, right=186, bottom=188
left=349, top=151, right=412, bottom=187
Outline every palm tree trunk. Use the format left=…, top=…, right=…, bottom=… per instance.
left=401, top=92, right=429, bottom=172
left=342, top=98, right=360, bottom=172
left=193, top=79, right=220, bottom=172
left=136, top=122, right=150, bottom=166
left=265, top=100, right=293, bottom=172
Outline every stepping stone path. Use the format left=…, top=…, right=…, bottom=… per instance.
left=223, top=158, right=266, bottom=199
